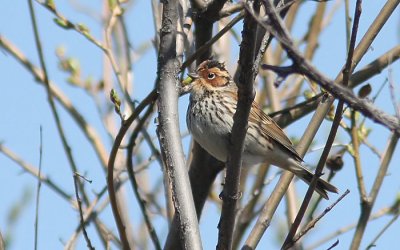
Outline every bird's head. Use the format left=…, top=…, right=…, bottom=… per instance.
left=182, top=60, right=235, bottom=95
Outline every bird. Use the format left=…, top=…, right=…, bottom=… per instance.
left=185, top=59, right=338, bottom=199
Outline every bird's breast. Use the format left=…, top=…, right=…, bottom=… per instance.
left=187, top=97, right=232, bottom=162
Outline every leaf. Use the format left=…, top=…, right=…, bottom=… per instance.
left=346, top=144, right=355, bottom=157
left=45, top=0, right=56, bottom=11
left=53, top=18, right=72, bottom=29
left=108, top=0, right=117, bottom=10
left=110, top=89, right=122, bottom=115
left=77, top=23, right=90, bottom=34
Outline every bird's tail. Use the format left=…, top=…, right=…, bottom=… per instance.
left=289, top=161, right=338, bottom=200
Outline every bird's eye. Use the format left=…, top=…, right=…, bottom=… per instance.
left=208, top=73, right=215, bottom=79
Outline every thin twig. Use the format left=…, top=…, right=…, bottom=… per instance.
left=243, top=94, right=335, bottom=249
left=181, top=11, right=245, bottom=69
left=104, top=5, right=130, bottom=101
left=66, top=176, right=127, bottom=249
left=388, top=61, right=400, bottom=120
left=27, top=3, right=109, bottom=244
left=0, top=145, right=73, bottom=202
left=38, top=0, right=130, bottom=106
left=34, top=126, right=43, bottom=250
left=289, top=190, right=350, bottom=247
left=282, top=96, right=345, bottom=249
left=305, top=206, right=393, bottom=249
left=107, top=89, right=157, bottom=249
left=37, top=0, right=105, bottom=50
left=306, top=170, right=337, bottom=223
left=73, top=173, right=95, bottom=250
left=117, top=12, right=135, bottom=106
left=0, top=36, right=109, bottom=170
left=349, top=45, right=400, bottom=88
left=28, top=0, right=97, bottom=223
left=260, top=0, right=400, bottom=134
left=127, top=103, right=161, bottom=250
left=366, top=211, right=400, bottom=249
left=351, top=110, right=368, bottom=199
left=350, top=133, right=399, bottom=249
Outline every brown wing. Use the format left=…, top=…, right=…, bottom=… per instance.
left=249, top=102, right=303, bottom=161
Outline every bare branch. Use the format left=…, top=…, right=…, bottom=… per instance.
left=349, top=45, right=400, bottom=88
left=350, top=133, right=399, bottom=249
left=73, top=173, right=95, bottom=250
left=260, top=0, right=400, bottom=134
left=156, top=1, right=202, bottom=249
left=0, top=36, right=109, bottom=170
left=182, top=11, right=244, bottom=70
left=289, top=189, right=350, bottom=248
left=306, top=205, right=394, bottom=249
left=217, top=0, right=258, bottom=248
left=366, top=210, right=400, bottom=249
left=107, top=89, right=157, bottom=249
left=127, top=103, right=161, bottom=250
left=0, top=145, right=73, bottom=202
left=283, top=0, right=363, bottom=247
left=351, top=110, right=368, bottom=199
left=34, top=126, right=43, bottom=250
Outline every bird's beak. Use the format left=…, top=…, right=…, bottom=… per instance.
left=181, top=73, right=197, bottom=95
left=182, top=72, right=198, bottom=87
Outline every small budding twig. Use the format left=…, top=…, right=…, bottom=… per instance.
left=110, top=89, right=123, bottom=120
left=73, top=173, right=95, bottom=250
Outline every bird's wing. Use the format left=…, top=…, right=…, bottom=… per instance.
left=249, top=102, right=303, bottom=161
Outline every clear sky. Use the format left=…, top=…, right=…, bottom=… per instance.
left=1, top=1, right=399, bottom=249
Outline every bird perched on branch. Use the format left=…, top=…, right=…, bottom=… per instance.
left=185, top=59, right=338, bottom=199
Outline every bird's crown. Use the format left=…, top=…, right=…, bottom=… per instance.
left=197, top=60, right=227, bottom=72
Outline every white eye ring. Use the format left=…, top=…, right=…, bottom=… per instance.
left=208, top=73, right=215, bottom=79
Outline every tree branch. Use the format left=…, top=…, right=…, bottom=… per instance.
left=107, top=89, right=157, bottom=249
left=283, top=0, right=362, bottom=247
left=350, top=133, right=399, bottom=249
left=156, top=1, right=202, bottom=249
left=217, top=1, right=259, bottom=249
left=0, top=36, right=109, bottom=170
left=260, top=0, right=400, bottom=134
left=127, top=103, right=161, bottom=250
left=244, top=0, right=399, bottom=247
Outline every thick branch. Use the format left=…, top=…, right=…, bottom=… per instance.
left=156, top=1, right=202, bottom=249
left=164, top=1, right=227, bottom=249
left=217, top=1, right=259, bottom=249
left=349, top=45, right=400, bottom=88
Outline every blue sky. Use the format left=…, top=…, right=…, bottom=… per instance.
left=1, top=1, right=399, bottom=249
